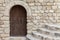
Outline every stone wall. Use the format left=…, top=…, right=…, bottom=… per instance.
left=27, top=0, right=60, bottom=33
left=0, top=0, right=60, bottom=40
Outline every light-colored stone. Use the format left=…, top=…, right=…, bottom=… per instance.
left=45, top=10, right=49, bottom=13
left=26, top=0, right=34, bottom=2
left=0, top=21, right=4, bottom=25
left=0, top=30, right=4, bottom=34
left=1, top=34, right=9, bottom=37
left=0, top=0, right=4, bottom=3
left=0, top=13, right=3, bottom=17
left=40, top=10, right=44, bottom=13
left=49, top=0, right=54, bottom=3
left=3, top=21, right=9, bottom=25
left=46, top=6, right=52, bottom=10
left=0, top=0, right=60, bottom=40
left=0, top=4, right=2, bottom=6
left=52, top=6, right=57, bottom=10
left=4, top=0, right=10, bottom=3
left=56, top=13, right=60, bottom=17
left=55, top=9, right=60, bottom=13
left=35, top=16, right=40, bottom=20
left=29, top=3, right=35, bottom=6
left=57, top=20, right=60, bottom=23
left=3, top=37, right=9, bottom=40
left=55, top=3, right=60, bottom=5
left=38, top=6, right=42, bottom=10
left=0, top=25, right=9, bottom=28
left=41, top=3, right=46, bottom=6
left=35, top=3, right=41, bottom=6
left=2, top=4, right=6, bottom=7
left=1, top=17, right=9, bottom=21
left=32, top=13, right=37, bottom=16
left=10, top=37, right=26, bottom=40
left=0, top=7, right=5, bottom=10
left=4, top=28, right=9, bottom=33
left=55, top=0, right=60, bottom=2
left=39, top=0, right=43, bottom=2
left=49, top=10, right=54, bottom=13
left=44, top=0, right=49, bottom=2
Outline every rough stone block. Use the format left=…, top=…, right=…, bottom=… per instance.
left=4, top=28, right=9, bottom=33
left=29, top=3, right=35, bottom=6
left=1, top=17, right=9, bottom=21
left=0, top=21, right=4, bottom=25
left=1, top=34, right=9, bottom=37
left=49, top=10, right=54, bottom=13
left=55, top=0, right=60, bottom=2
left=0, top=0, right=4, bottom=3
left=0, top=30, right=4, bottom=34
left=0, top=13, right=3, bottom=17
left=26, top=0, right=34, bottom=2
left=2, top=37, right=9, bottom=40
left=55, top=9, right=60, bottom=13
left=0, top=4, right=2, bottom=6
left=41, top=3, right=46, bottom=6
left=35, top=3, right=41, bottom=6
left=0, top=25, right=9, bottom=28
left=4, top=21, right=9, bottom=25
left=32, top=13, right=37, bottom=16
left=39, top=0, right=43, bottom=2
left=44, top=0, right=49, bottom=2
left=0, top=7, right=5, bottom=10
left=55, top=3, right=60, bottom=5
left=57, top=20, right=60, bottom=23
left=46, top=6, right=52, bottom=10
left=52, top=6, right=57, bottom=10
left=56, top=13, right=60, bottom=17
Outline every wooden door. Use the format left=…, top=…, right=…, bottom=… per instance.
left=10, top=5, right=27, bottom=36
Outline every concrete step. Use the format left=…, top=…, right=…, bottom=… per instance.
left=27, top=34, right=40, bottom=40
left=37, top=29, right=60, bottom=37
left=38, top=27, right=60, bottom=33
left=27, top=33, right=60, bottom=40
left=32, top=31, right=60, bottom=40
left=45, top=23, right=60, bottom=28
left=37, top=28, right=60, bottom=37
left=40, top=24, right=60, bottom=32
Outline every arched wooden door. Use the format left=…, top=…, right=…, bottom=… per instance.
left=10, top=5, right=27, bottom=36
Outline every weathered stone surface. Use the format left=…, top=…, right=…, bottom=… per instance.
left=38, top=0, right=43, bottom=2
left=52, top=6, right=57, bottom=10
left=0, top=4, right=2, bottom=6
left=0, top=0, right=60, bottom=40
left=28, top=3, right=35, bottom=6
left=55, top=9, right=60, bottom=13
left=1, top=17, right=9, bottom=21
left=2, top=37, right=9, bottom=40
left=4, top=28, right=9, bottom=33
left=0, top=7, right=5, bottom=10
left=0, top=13, right=3, bottom=17
left=0, top=21, right=4, bottom=25
left=0, top=0, right=4, bottom=3
left=0, top=30, right=4, bottom=34
left=1, top=34, right=9, bottom=37
left=55, top=0, right=60, bottom=2
left=3, top=21, right=9, bottom=25
left=26, top=0, right=34, bottom=2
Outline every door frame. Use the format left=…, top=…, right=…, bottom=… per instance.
left=10, top=5, right=27, bottom=36
left=5, top=1, right=31, bottom=37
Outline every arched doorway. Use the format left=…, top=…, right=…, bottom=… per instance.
left=10, top=5, right=27, bottom=36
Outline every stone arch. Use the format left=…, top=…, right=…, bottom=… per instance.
left=5, top=1, right=31, bottom=36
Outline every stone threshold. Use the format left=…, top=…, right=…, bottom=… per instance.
left=10, top=36, right=26, bottom=40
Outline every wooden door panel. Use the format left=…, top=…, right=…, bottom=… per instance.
left=10, top=5, right=27, bottom=36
